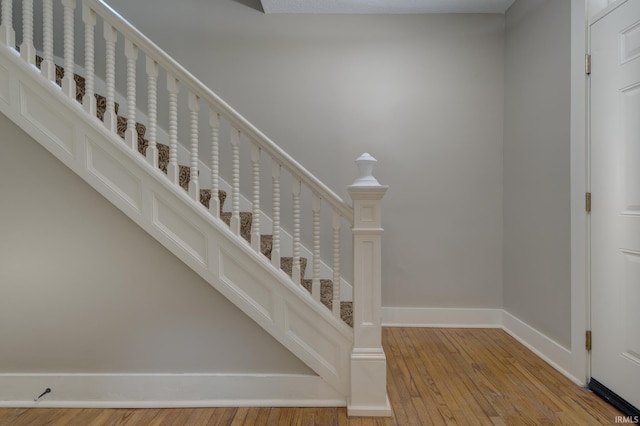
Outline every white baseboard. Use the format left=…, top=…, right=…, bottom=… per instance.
left=0, top=374, right=345, bottom=408
left=382, top=307, right=503, bottom=328
left=0, top=310, right=584, bottom=408
left=501, top=311, right=582, bottom=386
left=381, top=307, right=583, bottom=386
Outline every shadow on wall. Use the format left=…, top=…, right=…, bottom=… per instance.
left=231, top=0, right=264, bottom=13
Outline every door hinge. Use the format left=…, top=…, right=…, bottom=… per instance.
left=586, top=330, right=592, bottom=352
left=586, top=192, right=592, bottom=213
left=586, top=54, right=591, bottom=75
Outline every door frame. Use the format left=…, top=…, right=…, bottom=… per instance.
left=569, top=0, right=590, bottom=386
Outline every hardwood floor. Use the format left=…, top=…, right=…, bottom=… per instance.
left=0, top=328, right=623, bottom=425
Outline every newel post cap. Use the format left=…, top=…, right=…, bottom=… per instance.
left=351, top=153, right=382, bottom=187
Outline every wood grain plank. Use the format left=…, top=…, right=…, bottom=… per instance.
left=230, top=407, right=249, bottom=425
left=0, top=408, right=29, bottom=426
left=275, top=407, right=303, bottom=426
left=208, top=407, right=238, bottom=426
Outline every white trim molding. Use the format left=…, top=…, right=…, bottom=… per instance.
left=382, top=307, right=583, bottom=386
left=382, top=307, right=503, bottom=328
left=501, top=311, right=581, bottom=386
left=0, top=374, right=344, bottom=408
left=570, top=0, right=589, bottom=386
left=1, top=309, right=585, bottom=408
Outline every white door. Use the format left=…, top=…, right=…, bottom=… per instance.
left=591, top=0, right=640, bottom=410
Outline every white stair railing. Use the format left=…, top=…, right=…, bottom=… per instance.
left=0, top=0, right=390, bottom=414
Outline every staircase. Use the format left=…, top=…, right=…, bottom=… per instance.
left=34, top=54, right=356, bottom=327
left=0, top=0, right=390, bottom=416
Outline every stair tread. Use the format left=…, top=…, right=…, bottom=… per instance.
left=220, top=211, right=253, bottom=242
left=178, top=165, right=192, bottom=192
left=257, top=233, right=307, bottom=276
left=95, top=94, right=120, bottom=119
left=198, top=189, right=227, bottom=211
left=302, top=279, right=334, bottom=308
left=116, top=115, right=147, bottom=139
left=340, top=302, right=353, bottom=327
left=280, top=256, right=307, bottom=282
left=301, top=280, right=352, bottom=325
left=260, top=234, right=272, bottom=259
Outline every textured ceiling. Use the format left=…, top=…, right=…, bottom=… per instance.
left=260, top=0, right=516, bottom=14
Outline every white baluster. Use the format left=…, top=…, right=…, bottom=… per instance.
left=332, top=212, right=341, bottom=318
left=292, top=178, right=301, bottom=284
left=61, top=0, right=76, bottom=99
left=167, top=76, right=179, bottom=184
left=20, top=0, right=35, bottom=65
left=188, top=91, right=199, bottom=200
left=271, top=161, right=281, bottom=269
left=145, top=57, right=158, bottom=168
left=81, top=5, right=96, bottom=115
left=41, top=0, right=55, bottom=81
left=230, top=128, right=241, bottom=236
left=103, top=24, right=117, bottom=132
left=251, top=144, right=261, bottom=252
left=124, top=39, right=138, bottom=150
left=0, top=0, right=15, bottom=48
left=209, top=110, right=220, bottom=218
left=312, top=194, right=321, bottom=302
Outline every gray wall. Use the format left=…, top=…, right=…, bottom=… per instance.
left=2, top=0, right=578, bottom=364
left=0, top=113, right=311, bottom=374
left=107, top=0, right=506, bottom=309
left=503, top=0, right=572, bottom=348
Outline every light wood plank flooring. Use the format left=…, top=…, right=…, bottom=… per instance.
left=0, top=328, right=623, bottom=425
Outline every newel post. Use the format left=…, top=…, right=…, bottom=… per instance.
left=347, top=153, right=391, bottom=417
